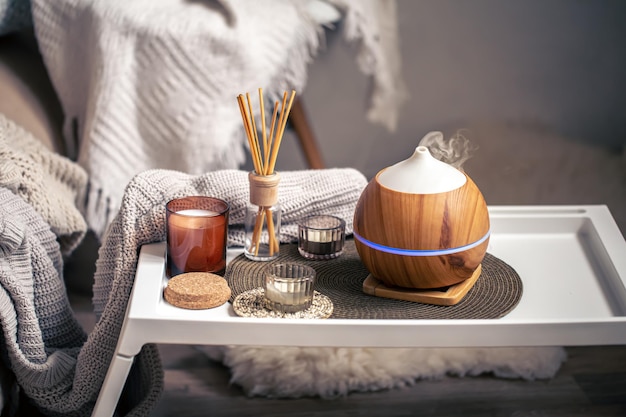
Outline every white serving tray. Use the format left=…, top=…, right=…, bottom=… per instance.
left=123, top=205, right=626, bottom=353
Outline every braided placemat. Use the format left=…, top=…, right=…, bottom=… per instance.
left=224, top=240, right=522, bottom=320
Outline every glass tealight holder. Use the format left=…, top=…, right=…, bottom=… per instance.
left=264, top=263, right=316, bottom=313
left=298, top=215, right=346, bottom=260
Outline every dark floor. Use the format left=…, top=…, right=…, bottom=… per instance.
left=152, top=344, right=626, bottom=417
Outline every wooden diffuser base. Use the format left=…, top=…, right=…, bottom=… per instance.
left=362, top=264, right=482, bottom=306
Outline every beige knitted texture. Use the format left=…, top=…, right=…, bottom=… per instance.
left=0, top=114, right=88, bottom=254
left=88, top=167, right=366, bottom=415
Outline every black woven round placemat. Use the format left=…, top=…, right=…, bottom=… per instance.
left=224, top=240, right=522, bottom=320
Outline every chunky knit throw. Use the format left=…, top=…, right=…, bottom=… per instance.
left=0, top=113, right=87, bottom=255
left=31, top=0, right=407, bottom=238
left=90, top=168, right=367, bottom=414
left=0, top=188, right=89, bottom=416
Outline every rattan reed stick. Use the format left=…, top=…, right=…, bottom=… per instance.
left=237, top=89, right=296, bottom=256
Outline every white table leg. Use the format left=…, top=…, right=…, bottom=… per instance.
left=91, top=354, right=135, bottom=417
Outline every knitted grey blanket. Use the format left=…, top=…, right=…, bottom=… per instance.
left=90, top=168, right=367, bottom=414
left=0, top=188, right=88, bottom=416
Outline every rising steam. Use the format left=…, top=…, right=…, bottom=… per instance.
left=418, top=130, right=478, bottom=171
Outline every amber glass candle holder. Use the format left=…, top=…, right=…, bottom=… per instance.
left=166, top=196, right=230, bottom=278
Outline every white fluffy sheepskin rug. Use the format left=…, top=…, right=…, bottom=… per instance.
left=198, top=346, right=567, bottom=398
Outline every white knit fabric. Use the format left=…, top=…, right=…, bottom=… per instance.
left=31, top=0, right=406, bottom=238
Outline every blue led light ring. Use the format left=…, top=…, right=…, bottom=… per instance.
left=353, top=229, right=491, bottom=257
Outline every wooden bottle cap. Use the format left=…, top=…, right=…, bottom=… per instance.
left=249, top=171, right=280, bottom=207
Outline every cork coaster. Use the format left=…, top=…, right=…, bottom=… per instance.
left=164, top=272, right=231, bottom=309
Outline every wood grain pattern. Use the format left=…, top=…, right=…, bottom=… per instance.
left=354, top=172, right=490, bottom=289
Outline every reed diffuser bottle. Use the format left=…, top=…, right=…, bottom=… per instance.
left=237, top=88, right=296, bottom=261
left=245, top=172, right=281, bottom=260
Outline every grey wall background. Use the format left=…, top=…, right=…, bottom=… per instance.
left=275, top=0, right=626, bottom=232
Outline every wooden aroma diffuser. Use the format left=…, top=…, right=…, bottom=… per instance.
left=354, top=132, right=490, bottom=304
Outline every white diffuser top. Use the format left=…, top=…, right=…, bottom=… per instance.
left=378, top=142, right=467, bottom=194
